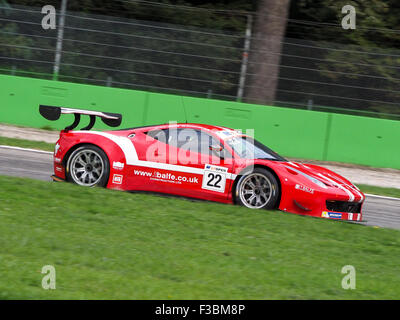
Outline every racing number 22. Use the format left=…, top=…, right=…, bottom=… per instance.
left=206, top=172, right=222, bottom=188
left=202, top=168, right=227, bottom=193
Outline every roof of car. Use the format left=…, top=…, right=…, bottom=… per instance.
left=110, top=123, right=235, bottom=133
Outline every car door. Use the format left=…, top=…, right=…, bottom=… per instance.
left=127, top=127, right=234, bottom=201
left=124, top=128, right=170, bottom=192
left=164, top=127, right=235, bottom=201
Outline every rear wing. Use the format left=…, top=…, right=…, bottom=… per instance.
left=39, top=105, right=122, bottom=131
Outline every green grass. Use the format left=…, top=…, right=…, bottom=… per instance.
left=0, top=136, right=54, bottom=152
left=358, top=184, right=400, bottom=199
left=0, top=175, right=399, bottom=299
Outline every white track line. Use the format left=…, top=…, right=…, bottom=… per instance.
left=365, top=193, right=400, bottom=201
left=0, top=145, right=53, bottom=155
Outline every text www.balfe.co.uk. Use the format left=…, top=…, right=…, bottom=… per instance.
left=133, top=169, right=199, bottom=185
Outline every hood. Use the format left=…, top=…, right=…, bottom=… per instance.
left=284, top=161, right=365, bottom=203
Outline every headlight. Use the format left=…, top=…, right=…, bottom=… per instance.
left=286, top=166, right=328, bottom=189
left=307, top=175, right=328, bottom=189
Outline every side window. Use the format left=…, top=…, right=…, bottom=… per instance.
left=146, top=128, right=232, bottom=159
left=199, top=131, right=232, bottom=159
left=199, top=131, right=218, bottom=155
left=146, top=129, right=168, bottom=144
left=146, top=128, right=200, bottom=152
left=174, top=129, right=226, bottom=157
left=174, top=128, right=200, bottom=151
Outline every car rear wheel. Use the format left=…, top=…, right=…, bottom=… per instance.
left=66, top=145, right=109, bottom=187
left=235, top=168, right=280, bottom=209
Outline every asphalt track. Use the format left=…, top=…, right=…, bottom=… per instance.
left=1, top=146, right=399, bottom=230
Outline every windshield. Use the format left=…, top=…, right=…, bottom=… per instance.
left=225, top=136, right=287, bottom=161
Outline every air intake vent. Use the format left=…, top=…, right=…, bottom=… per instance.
left=326, top=201, right=361, bottom=213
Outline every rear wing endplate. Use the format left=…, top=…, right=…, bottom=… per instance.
left=39, top=105, right=122, bottom=131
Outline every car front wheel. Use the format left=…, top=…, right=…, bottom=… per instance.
left=66, top=145, right=109, bottom=187
left=235, top=168, right=280, bottom=209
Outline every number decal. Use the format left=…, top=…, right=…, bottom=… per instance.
left=202, top=165, right=227, bottom=193
left=214, top=174, right=222, bottom=188
left=206, top=173, right=222, bottom=188
left=206, top=173, right=215, bottom=187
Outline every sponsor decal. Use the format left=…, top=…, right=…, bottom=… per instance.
left=295, top=184, right=314, bottom=194
left=133, top=169, right=199, bottom=185
left=204, top=164, right=228, bottom=173
left=55, top=166, right=62, bottom=172
left=112, top=174, right=123, bottom=185
left=202, top=164, right=227, bottom=193
left=322, top=211, right=342, bottom=219
left=113, top=161, right=125, bottom=170
left=215, top=129, right=240, bottom=140
left=54, top=143, right=60, bottom=155
left=54, top=157, right=62, bottom=163
left=329, top=212, right=342, bottom=219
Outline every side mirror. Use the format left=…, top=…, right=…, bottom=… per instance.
left=209, top=145, right=224, bottom=159
left=209, top=145, right=223, bottom=152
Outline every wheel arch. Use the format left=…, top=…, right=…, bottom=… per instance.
left=232, top=164, right=282, bottom=208
left=62, top=142, right=108, bottom=167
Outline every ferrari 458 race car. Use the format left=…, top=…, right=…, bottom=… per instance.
left=40, top=105, right=365, bottom=221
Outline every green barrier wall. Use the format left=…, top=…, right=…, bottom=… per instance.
left=327, top=114, right=399, bottom=169
left=1, top=74, right=399, bottom=169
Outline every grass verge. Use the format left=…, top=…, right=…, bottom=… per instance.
left=358, top=184, right=400, bottom=199
left=0, top=136, right=54, bottom=152
left=0, top=175, right=399, bottom=299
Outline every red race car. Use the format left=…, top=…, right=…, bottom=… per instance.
left=40, top=105, right=364, bottom=221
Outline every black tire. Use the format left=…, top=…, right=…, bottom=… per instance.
left=66, top=144, right=110, bottom=187
left=234, top=168, right=280, bottom=209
